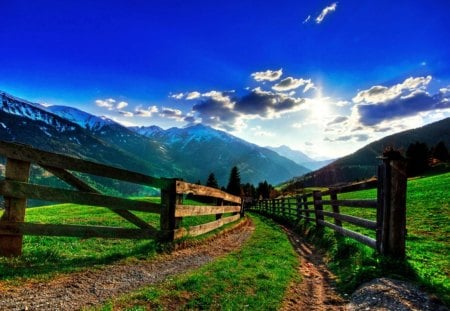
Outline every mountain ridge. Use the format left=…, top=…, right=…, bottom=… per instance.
left=1, top=91, right=309, bottom=185
left=295, top=117, right=450, bottom=187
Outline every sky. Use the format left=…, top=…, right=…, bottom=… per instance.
left=1, top=0, right=450, bottom=159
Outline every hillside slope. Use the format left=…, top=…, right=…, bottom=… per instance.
left=298, top=118, right=450, bottom=186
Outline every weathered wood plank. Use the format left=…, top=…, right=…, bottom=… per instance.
left=0, top=180, right=161, bottom=214
left=0, top=140, right=167, bottom=188
left=318, top=220, right=377, bottom=249
left=176, top=181, right=241, bottom=204
left=316, top=199, right=377, bottom=208
left=42, top=166, right=156, bottom=231
left=330, top=193, right=342, bottom=227
left=175, top=205, right=241, bottom=217
left=316, top=210, right=377, bottom=230
left=0, top=158, right=30, bottom=257
left=0, top=222, right=157, bottom=239
left=322, top=179, right=378, bottom=196
left=174, top=214, right=240, bottom=238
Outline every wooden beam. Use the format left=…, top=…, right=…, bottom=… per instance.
left=0, top=140, right=167, bottom=188
left=322, top=179, right=378, bottom=196
left=318, top=220, right=377, bottom=249
left=176, top=181, right=241, bottom=204
left=316, top=210, right=377, bottom=230
left=0, top=222, right=157, bottom=240
left=42, top=166, right=156, bottom=231
left=0, top=180, right=161, bottom=214
left=315, top=199, right=377, bottom=208
left=0, top=158, right=30, bottom=257
left=174, top=214, right=240, bottom=238
left=175, top=204, right=241, bottom=217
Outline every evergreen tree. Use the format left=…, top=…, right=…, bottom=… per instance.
left=226, top=166, right=241, bottom=196
left=242, top=183, right=256, bottom=199
left=406, top=141, right=429, bottom=177
left=256, top=180, right=271, bottom=199
left=206, top=172, right=219, bottom=189
left=432, top=141, right=449, bottom=162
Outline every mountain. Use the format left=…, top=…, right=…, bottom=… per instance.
left=130, top=124, right=310, bottom=186
left=0, top=92, right=159, bottom=176
left=1, top=91, right=308, bottom=186
left=296, top=118, right=450, bottom=187
left=46, top=105, right=115, bottom=131
left=266, top=145, right=334, bottom=170
left=46, top=106, right=175, bottom=177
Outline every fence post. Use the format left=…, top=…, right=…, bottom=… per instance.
left=216, top=199, right=223, bottom=220
left=377, top=153, right=407, bottom=258
left=313, top=191, right=324, bottom=226
left=160, top=178, right=182, bottom=241
left=303, top=195, right=309, bottom=223
left=330, top=192, right=342, bottom=227
left=0, top=158, right=31, bottom=257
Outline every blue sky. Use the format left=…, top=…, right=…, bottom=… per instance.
left=1, top=1, right=450, bottom=159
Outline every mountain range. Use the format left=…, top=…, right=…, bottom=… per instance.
left=265, top=145, right=334, bottom=171
left=0, top=91, right=309, bottom=186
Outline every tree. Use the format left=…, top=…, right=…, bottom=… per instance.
left=432, top=141, right=449, bottom=162
left=206, top=172, right=219, bottom=189
left=256, top=180, right=271, bottom=199
left=226, top=166, right=241, bottom=196
left=406, top=142, right=429, bottom=177
left=242, top=183, right=256, bottom=199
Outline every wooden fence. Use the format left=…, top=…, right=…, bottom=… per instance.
left=0, top=141, right=242, bottom=257
left=248, top=155, right=407, bottom=259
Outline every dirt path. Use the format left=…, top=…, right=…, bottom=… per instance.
left=0, top=219, right=254, bottom=311
left=280, top=226, right=348, bottom=311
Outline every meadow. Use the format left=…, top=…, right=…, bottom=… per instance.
left=294, top=172, right=450, bottom=304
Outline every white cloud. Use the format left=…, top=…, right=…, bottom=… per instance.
left=95, top=98, right=116, bottom=110
left=135, top=105, right=158, bottom=117
left=303, top=15, right=311, bottom=24
left=352, top=76, right=432, bottom=104
left=118, top=110, right=133, bottom=117
left=316, top=2, right=338, bottom=24
left=186, top=91, right=201, bottom=100
left=272, top=77, right=315, bottom=92
left=160, top=107, right=184, bottom=121
left=251, top=69, right=283, bottom=82
left=170, top=93, right=185, bottom=100
left=292, top=122, right=303, bottom=128
left=116, top=101, right=128, bottom=109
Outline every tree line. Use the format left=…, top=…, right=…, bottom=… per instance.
left=406, top=140, right=449, bottom=177
left=196, top=166, right=278, bottom=201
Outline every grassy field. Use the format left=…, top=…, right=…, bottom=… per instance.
left=0, top=197, right=217, bottom=282
left=96, top=214, right=298, bottom=310
left=294, top=172, right=450, bottom=305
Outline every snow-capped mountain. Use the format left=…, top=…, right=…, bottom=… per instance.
left=130, top=124, right=310, bottom=185
left=0, top=92, right=159, bottom=175
left=129, top=125, right=164, bottom=137
left=1, top=90, right=309, bottom=185
left=1, top=92, right=77, bottom=133
left=46, top=105, right=115, bottom=132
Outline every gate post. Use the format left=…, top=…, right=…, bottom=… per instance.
left=160, top=178, right=182, bottom=241
left=377, top=151, right=407, bottom=258
left=0, top=158, right=31, bottom=257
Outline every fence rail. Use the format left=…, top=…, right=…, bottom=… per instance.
left=248, top=155, right=407, bottom=258
left=0, top=141, right=242, bottom=257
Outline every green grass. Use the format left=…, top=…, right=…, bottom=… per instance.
left=97, top=214, right=298, bottom=311
left=0, top=197, right=219, bottom=282
left=293, top=172, right=450, bottom=305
